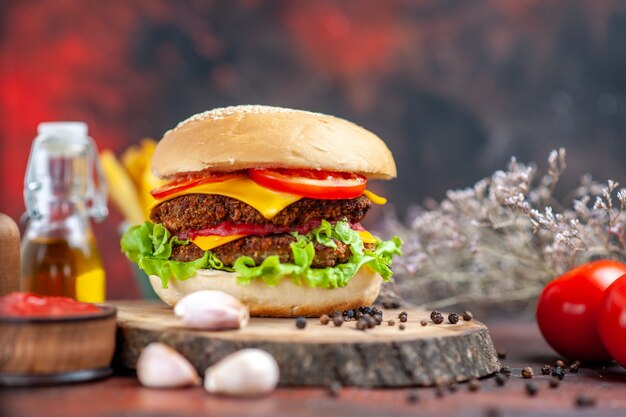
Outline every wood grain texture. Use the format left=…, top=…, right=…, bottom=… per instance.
left=0, top=307, right=117, bottom=376
left=0, top=213, right=20, bottom=295
left=113, top=301, right=501, bottom=387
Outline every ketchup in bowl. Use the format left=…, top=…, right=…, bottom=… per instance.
left=0, top=292, right=101, bottom=318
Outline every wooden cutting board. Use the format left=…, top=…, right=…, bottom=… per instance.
left=112, top=301, right=501, bottom=387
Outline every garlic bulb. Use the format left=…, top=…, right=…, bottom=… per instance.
left=174, top=290, right=249, bottom=330
left=204, top=349, right=279, bottom=396
left=137, top=343, right=200, bottom=388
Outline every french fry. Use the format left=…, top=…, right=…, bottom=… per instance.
left=121, top=139, right=156, bottom=190
left=100, top=150, right=146, bottom=225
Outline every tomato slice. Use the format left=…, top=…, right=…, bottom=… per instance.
left=150, top=173, right=240, bottom=200
left=249, top=169, right=367, bottom=199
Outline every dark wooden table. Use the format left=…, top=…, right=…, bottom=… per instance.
left=2, top=317, right=626, bottom=417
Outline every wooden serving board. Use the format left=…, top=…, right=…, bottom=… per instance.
left=112, top=301, right=501, bottom=387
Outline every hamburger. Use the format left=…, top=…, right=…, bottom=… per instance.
left=121, top=105, right=401, bottom=317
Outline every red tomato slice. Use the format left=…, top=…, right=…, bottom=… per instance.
left=150, top=173, right=240, bottom=200
left=249, top=169, right=367, bottom=200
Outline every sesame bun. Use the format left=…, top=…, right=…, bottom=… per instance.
left=149, top=268, right=383, bottom=317
left=152, top=105, right=396, bottom=180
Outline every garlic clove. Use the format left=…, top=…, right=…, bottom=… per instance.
left=174, top=290, right=249, bottom=330
left=204, top=349, right=279, bottom=396
left=137, top=343, right=200, bottom=388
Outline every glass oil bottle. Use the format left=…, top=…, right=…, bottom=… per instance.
left=21, top=122, right=108, bottom=302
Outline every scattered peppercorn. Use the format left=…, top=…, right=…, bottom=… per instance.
left=499, top=366, right=512, bottom=377
left=295, top=317, right=306, bottom=329
left=406, top=391, right=419, bottom=404
left=552, top=366, right=565, bottom=380
left=399, top=324, right=406, bottom=330
left=355, top=311, right=364, bottom=319
left=431, top=311, right=444, bottom=324
left=525, top=382, right=538, bottom=397
left=420, top=320, right=428, bottom=327
left=382, top=301, right=401, bottom=309
left=468, top=378, right=480, bottom=392
left=521, top=367, right=534, bottom=379
left=388, top=319, right=395, bottom=326
left=333, top=315, right=344, bottom=327
left=328, top=381, right=341, bottom=397
left=462, top=310, right=474, bottom=321
left=549, top=377, right=560, bottom=389
left=319, top=315, right=330, bottom=325
left=399, top=315, right=408, bottom=323
left=541, top=364, right=552, bottom=375
left=494, top=373, right=506, bottom=386
left=374, top=315, right=383, bottom=325
left=569, top=360, right=581, bottom=373
left=554, top=359, right=565, bottom=368
left=398, top=311, right=407, bottom=318
left=448, top=312, right=459, bottom=324
left=363, top=307, right=372, bottom=315
left=575, top=395, right=596, bottom=408
left=497, top=350, right=507, bottom=359
left=366, top=315, right=376, bottom=329
left=356, top=319, right=368, bottom=331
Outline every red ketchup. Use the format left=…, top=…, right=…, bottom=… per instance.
left=0, top=292, right=101, bottom=317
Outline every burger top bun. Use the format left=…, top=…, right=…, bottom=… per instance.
left=152, top=105, right=397, bottom=180
left=149, top=268, right=382, bottom=317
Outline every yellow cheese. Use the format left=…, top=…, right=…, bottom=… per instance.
left=363, top=190, right=387, bottom=205
left=149, top=176, right=303, bottom=219
left=191, top=234, right=248, bottom=251
left=357, top=230, right=377, bottom=244
left=191, top=230, right=377, bottom=251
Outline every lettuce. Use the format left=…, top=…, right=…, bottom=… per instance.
left=121, top=220, right=402, bottom=289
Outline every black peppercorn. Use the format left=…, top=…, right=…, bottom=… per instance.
left=420, top=320, right=428, bottom=326
left=575, top=395, right=596, bottom=408
left=521, top=367, right=534, bottom=379
left=365, top=315, right=376, bottom=328
left=319, top=315, right=330, bottom=325
left=399, top=315, right=408, bottom=323
left=499, top=366, right=511, bottom=377
left=374, top=315, right=382, bottom=325
left=363, top=307, right=372, bottom=315
left=494, top=373, right=506, bottom=386
left=382, top=300, right=401, bottom=309
left=345, top=309, right=355, bottom=320
left=497, top=350, right=507, bottom=359
left=569, top=360, right=581, bottom=373
left=356, top=319, right=368, bottom=331
left=448, top=312, right=459, bottom=324
left=399, top=324, right=406, bottom=330
left=548, top=377, right=560, bottom=389
left=296, top=317, right=306, bottom=329
left=355, top=311, right=364, bottom=319
left=468, top=378, right=480, bottom=392
left=541, top=364, right=552, bottom=375
left=388, top=319, right=395, bottom=326
left=431, top=311, right=444, bottom=324
left=328, top=381, right=341, bottom=397
left=551, top=366, right=565, bottom=380
left=525, top=382, right=538, bottom=397
left=462, top=310, right=473, bottom=321
left=406, top=391, right=419, bottom=404
left=333, top=315, right=344, bottom=327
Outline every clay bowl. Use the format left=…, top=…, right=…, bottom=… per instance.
left=0, top=305, right=117, bottom=386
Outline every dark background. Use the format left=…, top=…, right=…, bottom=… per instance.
left=2, top=0, right=626, bottom=298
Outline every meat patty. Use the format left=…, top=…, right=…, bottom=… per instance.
left=171, top=234, right=374, bottom=268
left=151, top=194, right=371, bottom=235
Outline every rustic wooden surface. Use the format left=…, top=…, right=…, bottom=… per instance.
left=0, top=213, right=20, bottom=296
left=114, top=301, right=500, bottom=387
left=2, top=317, right=626, bottom=417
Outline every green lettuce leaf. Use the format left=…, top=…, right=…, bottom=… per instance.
left=121, top=220, right=402, bottom=289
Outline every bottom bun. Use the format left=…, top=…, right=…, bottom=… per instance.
left=149, top=268, right=382, bottom=317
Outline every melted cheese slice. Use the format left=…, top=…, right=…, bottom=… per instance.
left=191, top=230, right=377, bottom=251
left=149, top=176, right=302, bottom=220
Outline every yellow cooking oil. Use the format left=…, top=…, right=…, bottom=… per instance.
left=21, top=236, right=105, bottom=302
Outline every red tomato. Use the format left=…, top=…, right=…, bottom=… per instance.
left=249, top=169, right=367, bottom=199
left=536, top=260, right=626, bottom=361
left=150, top=173, right=240, bottom=200
left=598, top=274, right=626, bottom=367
